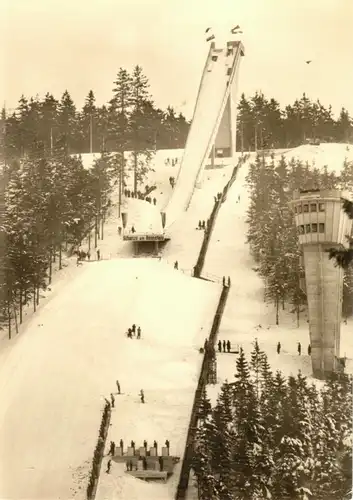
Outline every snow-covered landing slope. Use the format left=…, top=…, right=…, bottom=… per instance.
left=0, top=259, right=220, bottom=500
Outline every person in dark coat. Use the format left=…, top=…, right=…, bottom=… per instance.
left=120, top=439, right=124, bottom=449
left=137, top=326, right=141, bottom=339
left=218, top=340, right=222, bottom=352
left=297, top=342, right=301, bottom=355
left=131, top=226, right=136, bottom=234
left=140, top=389, right=145, bottom=404
left=110, top=393, right=115, bottom=408
left=174, top=261, right=178, bottom=270
left=277, top=342, right=281, bottom=354
left=109, top=441, right=115, bottom=456
left=165, top=439, right=170, bottom=449
left=222, top=340, right=226, bottom=352
left=226, top=340, right=231, bottom=353
left=116, top=380, right=121, bottom=394
left=132, top=324, right=136, bottom=334
left=106, top=459, right=112, bottom=473
left=308, top=344, right=311, bottom=356
left=143, top=440, right=147, bottom=449
left=97, top=249, right=101, bottom=261
left=131, top=440, right=135, bottom=449
left=153, top=440, right=158, bottom=450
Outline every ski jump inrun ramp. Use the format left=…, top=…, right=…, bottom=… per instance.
left=123, top=40, right=245, bottom=241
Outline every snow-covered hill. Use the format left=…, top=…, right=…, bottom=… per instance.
left=1, top=143, right=352, bottom=500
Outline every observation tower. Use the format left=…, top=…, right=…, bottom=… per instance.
left=289, top=189, right=352, bottom=379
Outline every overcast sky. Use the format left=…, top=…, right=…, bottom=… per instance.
left=1, top=0, right=352, bottom=118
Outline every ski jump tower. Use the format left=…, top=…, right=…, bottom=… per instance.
left=289, top=189, right=353, bottom=379
left=161, top=40, right=245, bottom=232
left=123, top=39, right=245, bottom=243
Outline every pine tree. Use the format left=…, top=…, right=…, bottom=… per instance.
left=130, top=65, right=155, bottom=193
left=57, top=90, right=78, bottom=154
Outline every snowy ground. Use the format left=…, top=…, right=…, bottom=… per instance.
left=203, top=144, right=353, bottom=406
left=0, top=259, right=220, bottom=500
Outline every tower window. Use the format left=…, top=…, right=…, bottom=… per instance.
left=299, top=225, right=304, bottom=234
left=319, top=223, right=325, bottom=233
left=303, top=204, right=309, bottom=213
left=211, top=55, right=218, bottom=62
left=310, top=203, right=317, bottom=212
left=319, top=203, right=325, bottom=212
left=312, top=223, right=318, bottom=233
left=305, top=224, right=311, bottom=233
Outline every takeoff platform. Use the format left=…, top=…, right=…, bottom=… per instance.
left=122, top=40, right=245, bottom=243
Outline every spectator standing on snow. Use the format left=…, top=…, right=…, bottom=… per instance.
left=308, top=344, right=311, bottom=356
left=132, top=324, right=136, bottom=334
left=226, top=340, right=231, bottom=353
left=198, top=220, right=202, bottom=229
left=298, top=342, right=301, bottom=355
left=140, top=389, right=145, bottom=404
left=137, top=326, right=141, bottom=339
left=106, top=459, right=112, bottom=473
left=116, top=380, right=121, bottom=394
left=222, top=340, right=226, bottom=352
left=109, top=441, right=115, bottom=456
left=174, top=261, right=178, bottom=270
left=110, top=393, right=115, bottom=408
left=277, top=342, right=281, bottom=354
left=131, top=226, right=136, bottom=234
left=97, top=249, right=101, bottom=261
left=218, top=340, right=222, bottom=352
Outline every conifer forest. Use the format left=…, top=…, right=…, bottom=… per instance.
left=193, top=343, right=352, bottom=500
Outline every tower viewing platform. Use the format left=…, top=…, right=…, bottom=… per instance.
left=289, top=189, right=353, bottom=379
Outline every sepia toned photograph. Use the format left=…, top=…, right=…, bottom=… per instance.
left=0, top=0, right=352, bottom=499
